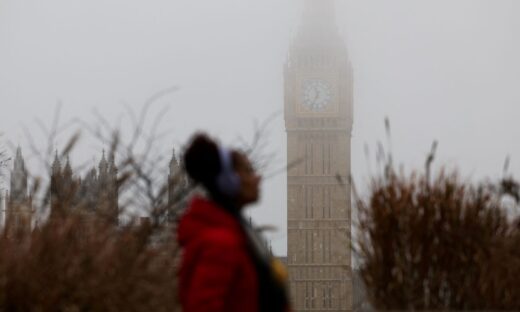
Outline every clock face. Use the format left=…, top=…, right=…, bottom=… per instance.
left=302, top=79, right=332, bottom=111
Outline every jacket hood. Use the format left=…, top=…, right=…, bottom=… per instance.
left=177, top=196, right=243, bottom=247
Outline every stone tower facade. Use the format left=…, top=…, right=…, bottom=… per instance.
left=284, top=0, right=353, bottom=311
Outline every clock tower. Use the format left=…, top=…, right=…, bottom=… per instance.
left=284, top=0, right=353, bottom=311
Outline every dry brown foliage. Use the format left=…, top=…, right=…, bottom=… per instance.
left=4, top=100, right=282, bottom=311
left=0, top=215, right=179, bottom=312
left=0, top=102, right=188, bottom=311
left=356, top=167, right=520, bottom=310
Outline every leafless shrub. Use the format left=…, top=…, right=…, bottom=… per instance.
left=355, top=126, right=520, bottom=310
left=0, top=97, right=189, bottom=311
left=67, top=86, right=190, bottom=225
left=2, top=89, right=287, bottom=310
left=0, top=215, right=178, bottom=311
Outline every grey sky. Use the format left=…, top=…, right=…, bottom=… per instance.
left=1, top=0, right=519, bottom=255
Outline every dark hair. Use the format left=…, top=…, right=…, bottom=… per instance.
left=183, top=133, right=221, bottom=190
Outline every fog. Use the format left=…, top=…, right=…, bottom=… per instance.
left=1, top=0, right=519, bottom=255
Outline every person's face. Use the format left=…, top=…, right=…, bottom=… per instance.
left=234, top=153, right=261, bottom=207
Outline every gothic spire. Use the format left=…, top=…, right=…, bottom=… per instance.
left=169, top=147, right=178, bottom=172
left=63, top=156, right=73, bottom=178
left=301, top=0, right=337, bottom=34
left=13, top=146, right=26, bottom=172
left=109, top=152, right=115, bottom=166
left=99, top=150, right=108, bottom=174
left=52, top=150, right=61, bottom=174
left=303, top=0, right=336, bottom=26
left=10, top=147, right=28, bottom=203
left=294, top=0, right=343, bottom=52
left=108, top=151, right=117, bottom=175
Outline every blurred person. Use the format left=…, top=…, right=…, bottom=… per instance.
left=177, top=133, right=290, bottom=312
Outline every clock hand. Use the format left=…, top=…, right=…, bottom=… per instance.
left=312, top=89, right=319, bottom=105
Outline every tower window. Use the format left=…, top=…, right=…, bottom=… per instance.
left=310, top=142, right=314, bottom=175
left=329, top=188, right=332, bottom=218
left=322, top=187, right=326, bottom=219
left=321, top=145, right=324, bottom=175
left=328, top=230, right=334, bottom=263
left=305, top=231, right=310, bottom=263
left=328, top=143, right=332, bottom=175
left=305, top=186, right=309, bottom=218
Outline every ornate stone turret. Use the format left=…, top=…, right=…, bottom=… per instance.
left=97, top=151, right=118, bottom=223
left=290, top=0, right=346, bottom=58
left=169, top=148, right=179, bottom=178
left=108, top=152, right=117, bottom=179
left=167, top=147, right=185, bottom=222
left=10, top=147, right=28, bottom=204
left=52, top=151, right=61, bottom=175
left=301, top=0, right=337, bottom=38
left=98, top=150, right=108, bottom=178
left=63, top=157, right=73, bottom=180
left=6, top=148, right=33, bottom=237
left=50, top=151, right=64, bottom=215
left=50, top=150, right=119, bottom=224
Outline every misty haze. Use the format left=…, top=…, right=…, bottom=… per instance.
left=1, top=0, right=520, bottom=311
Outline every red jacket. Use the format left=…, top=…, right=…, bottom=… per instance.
left=177, top=196, right=258, bottom=312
